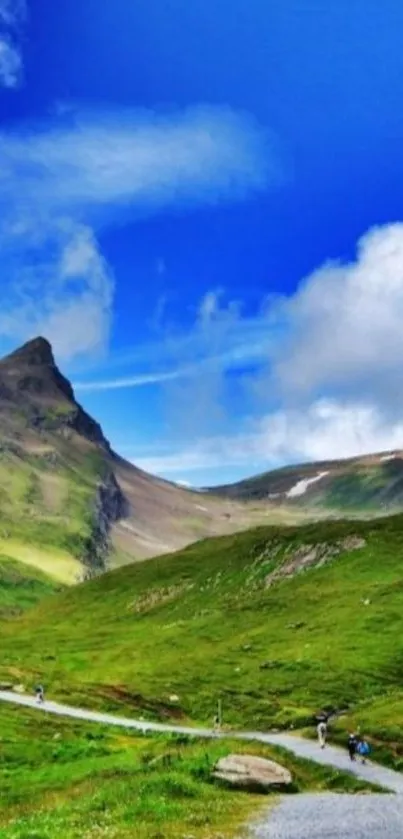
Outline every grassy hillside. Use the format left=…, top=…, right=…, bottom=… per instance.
left=2, top=514, right=403, bottom=762
left=0, top=440, right=112, bottom=583
left=211, top=451, right=403, bottom=513
left=0, top=554, right=61, bottom=618
left=0, top=703, right=371, bottom=839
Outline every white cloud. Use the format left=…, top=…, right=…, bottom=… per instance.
left=256, top=399, right=403, bottom=463
left=127, top=221, right=403, bottom=445
left=0, top=222, right=114, bottom=362
left=0, top=0, right=26, bottom=88
left=272, top=223, right=403, bottom=404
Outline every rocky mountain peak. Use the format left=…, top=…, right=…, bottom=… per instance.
left=0, top=336, right=75, bottom=403
left=3, top=336, right=56, bottom=367
left=0, top=337, right=111, bottom=451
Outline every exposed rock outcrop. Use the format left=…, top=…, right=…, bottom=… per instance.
left=82, top=469, right=129, bottom=577
left=64, top=407, right=110, bottom=449
left=265, top=536, right=366, bottom=587
left=212, top=754, right=292, bottom=792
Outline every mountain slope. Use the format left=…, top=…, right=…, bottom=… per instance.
left=2, top=514, right=403, bottom=756
left=0, top=554, right=60, bottom=619
left=0, top=337, right=282, bottom=583
left=210, top=450, right=403, bottom=513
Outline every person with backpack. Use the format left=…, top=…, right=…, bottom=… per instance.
left=347, top=732, right=358, bottom=761
left=357, top=738, right=370, bottom=764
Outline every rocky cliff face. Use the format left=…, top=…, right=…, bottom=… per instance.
left=82, top=468, right=129, bottom=578
left=65, top=407, right=110, bottom=450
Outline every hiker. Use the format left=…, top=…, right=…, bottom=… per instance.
left=317, top=719, right=327, bottom=749
left=347, top=732, right=358, bottom=761
left=357, top=738, right=370, bottom=764
left=35, top=684, right=45, bottom=704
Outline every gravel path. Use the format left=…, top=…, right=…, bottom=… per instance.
left=247, top=731, right=403, bottom=795
left=1, top=690, right=402, bottom=793
left=251, top=793, right=403, bottom=839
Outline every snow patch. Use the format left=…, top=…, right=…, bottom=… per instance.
left=380, top=454, right=397, bottom=462
left=286, top=471, right=329, bottom=498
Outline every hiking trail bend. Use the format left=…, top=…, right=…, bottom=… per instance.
left=1, top=689, right=402, bottom=794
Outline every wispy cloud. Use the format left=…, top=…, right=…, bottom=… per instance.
left=0, top=105, right=274, bottom=361
left=0, top=221, right=114, bottom=362
left=74, top=295, right=273, bottom=391
left=0, top=106, right=275, bottom=220
left=0, top=0, right=26, bottom=88
left=74, top=369, right=181, bottom=393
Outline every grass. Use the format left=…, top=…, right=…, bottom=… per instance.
left=321, top=466, right=393, bottom=511
left=0, top=702, right=377, bottom=839
left=0, top=440, right=110, bottom=581
left=329, top=694, right=403, bottom=771
left=0, top=541, right=82, bottom=585
left=2, top=514, right=403, bottom=763
left=0, top=554, right=61, bottom=618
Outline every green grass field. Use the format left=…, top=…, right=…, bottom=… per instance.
left=2, top=514, right=403, bottom=766
left=0, top=442, right=110, bottom=582
left=0, top=703, right=375, bottom=839
left=0, top=554, right=61, bottom=618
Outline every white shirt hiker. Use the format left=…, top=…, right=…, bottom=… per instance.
left=317, top=721, right=327, bottom=748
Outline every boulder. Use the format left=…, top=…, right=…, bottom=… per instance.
left=212, top=754, right=292, bottom=793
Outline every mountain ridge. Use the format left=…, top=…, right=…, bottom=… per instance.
left=209, top=449, right=403, bottom=511
left=0, top=338, right=278, bottom=583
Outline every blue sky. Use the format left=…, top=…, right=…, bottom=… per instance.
left=2, top=1, right=403, bottom=485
